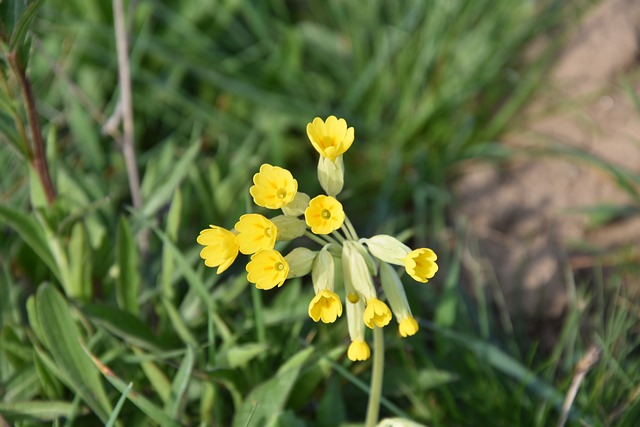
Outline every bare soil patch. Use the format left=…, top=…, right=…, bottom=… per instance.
left=455, top=0, right=640, bottom=339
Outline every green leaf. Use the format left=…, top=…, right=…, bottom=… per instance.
left=0, top=203, right=59, bottom=280
left=165, top=346, right=195, bottom=419
left=82, top=303, right=166, bottom=352
left=216, top=343, right=268, bottom=369
left=35, top=284, right=112, bottom=422
left=84, top=346, right=182, bottom=427
left=116, top=216, right=140, bottom=315
left=8, top=0, right=43, bottom=49
left=0, top=401, right=75, bottom=421
left=105, top=382, right=133, bottom=427
left=232, top=347, right=313, bottom=427
left=161, top=188, right=182, bottom=299
left=141, top=141, right=200, bottom=219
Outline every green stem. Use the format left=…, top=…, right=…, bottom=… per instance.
left=344, top=215, right=359, bottom=240
left=365, top=326, right=384, bottom=427
left=304, top=231, right=333, bottom=248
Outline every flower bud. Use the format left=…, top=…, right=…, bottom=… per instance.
left=362, top=234, right=411, bottom=266
left=281, top=192, right=311, bottom=216
left=284, top=247, right=317, bottom=278
left=342, top=241, right=375, bottom=301
left=270, top=215, right=306, bottom=241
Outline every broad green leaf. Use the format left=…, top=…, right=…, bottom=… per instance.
left=165, top=346, right=195, bottom=419
left=82, top=303, right=165, bottom=352
left=116, top=216, right=140, bottom=315
left=35, top=284, right=112, bottom=422
left=216, top=343, right=268, bottom=369
left=0, top=401, right=74, bottom=421
left=68, top=222, right=92, bottom=300
left=161, top=188, right=182, bottom=299
left=317, top=377, right=346, bottom=427
left=232, top=347, right=313, bottom=427
left=0, top=203, right=59, bottom=279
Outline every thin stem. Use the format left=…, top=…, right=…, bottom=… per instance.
left=365, top=326, right=384, bottom=427
left=112, top=0, right=142, bottom=210
left=344, top=215, right=359, bottom=240
left=8, top=51, right=56, bottom=205
left=304, top=231, right=334, bottom=248
left=330, top=228, right=347, bottom=244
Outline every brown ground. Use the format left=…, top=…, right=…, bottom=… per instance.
left=455, top=0, right=640, bottom=339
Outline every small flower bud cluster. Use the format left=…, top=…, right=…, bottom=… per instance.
left=197, top=116, right=438, bottom=361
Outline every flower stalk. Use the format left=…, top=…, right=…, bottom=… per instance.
left=366, top=326, right=385, bottom=427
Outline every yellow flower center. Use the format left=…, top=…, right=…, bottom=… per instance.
left=321, top=209, right=331, bottom=219
left=277, top=188, right=287, bottom=199
left=276, top=262, right=285, bottom=271
left=265, top=227, right=272, bottom=237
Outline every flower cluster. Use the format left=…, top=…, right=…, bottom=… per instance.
left=197, top=116, right=438, bottom=361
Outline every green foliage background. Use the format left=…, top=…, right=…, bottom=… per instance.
left=1, top=0, right=638, bottom=426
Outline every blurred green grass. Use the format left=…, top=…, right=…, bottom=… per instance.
left=1, top=0, right=639, bottom=426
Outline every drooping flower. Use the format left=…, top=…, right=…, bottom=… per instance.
left=363, top=298, right=392, bottom=329
left=404, top=248, right=438, bottom=283
left=398, top=317, right=419, bottom=337
left=346, top=298, right=370, bottom=361
left=246, top=250, right=289, bottom=290
left=196, top=226, right=239, bottom=274
left=348, top=339, right=371, bottom=362
left=234, top=214, right=277, bottom=255
left=304, top=195, right=345, bottom=234
left=306, top=116, right=354, bottom=160
left=250, top=164, right=298, bottom=209
left=308, top=289, right=343, bottom=323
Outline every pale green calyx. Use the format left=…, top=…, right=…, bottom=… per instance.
left=270, top=215, right=307, bottom=241
left=284, top=247, right=317, bottom=278
left=379, top=262, right=412, bottom=321
left=362, top=234, right=411, bottom=266
left=342, top=240, right=375, bottom=300
left=311, top=248, right=335, bottom=293
left=281, top=191, right=311, bottom=216
left=317, top=155, right=344, bottom=197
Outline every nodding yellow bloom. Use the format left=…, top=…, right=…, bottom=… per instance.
left=363, top=298, right=392, bottom=329
left=250, top=164, right=298, bottom=209
left=246, top=250, right=289, bottom=290
left=404, top=248, right=438, bottom=283
left=306, top=116, right=354, bottom=160
left=398, top=316, right=419, bottom=337
left=304, top=195, right=345, bottom=235
left=235, top=214, right=277, bottom=255
left=308, top=289, right=343, bottom=323
left=196, top=226, right=239, bottom=274
left=347, top=339, right=371, bottom=361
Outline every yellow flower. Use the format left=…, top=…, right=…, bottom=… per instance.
left=306, top=116, right=354, bottom=160
left=246, top=250, right=289, bottom=290
left=250, top=164, right=298, bottom=209
left=363, top=298, right=392, bottom=329
left=308, top=289, right=343, bottom=323
left=347, top=339, right=371, bottom=362
left=404, top=248, right=438, bottom=283
left=398, top=316, right=419, bottom=337
left=304, top=195, right=345, bottom=234
left=196, top=226, right=239, bottom=274
left=235, top=214, right=277, bottom=255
